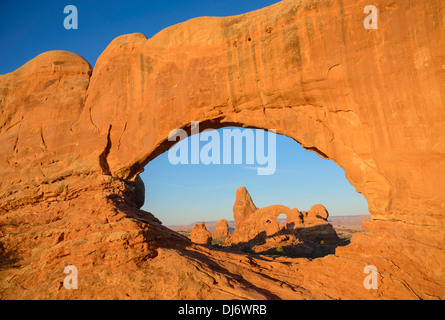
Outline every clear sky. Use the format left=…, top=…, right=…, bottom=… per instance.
left=1, top=0, right=370, bottom=226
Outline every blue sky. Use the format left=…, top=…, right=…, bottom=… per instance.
left=1, top=0, right=370, bottom=226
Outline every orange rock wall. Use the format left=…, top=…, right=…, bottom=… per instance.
left=0, top=0, right=444, bottom=299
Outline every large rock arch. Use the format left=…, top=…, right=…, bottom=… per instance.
left=0, top=0, right=444, bottom=299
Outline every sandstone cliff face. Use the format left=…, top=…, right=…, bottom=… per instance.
left=0, top=0, right=444, bottom=299
left=0, top=51, right=93, bottom=211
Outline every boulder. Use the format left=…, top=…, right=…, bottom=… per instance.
left=191, top=222, right=212, bottom=245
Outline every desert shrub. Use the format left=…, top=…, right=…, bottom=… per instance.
left=275, top=245, right=285, bottom=255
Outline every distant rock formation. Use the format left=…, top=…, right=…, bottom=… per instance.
left=306, top=204, right=329, bottom=222
left=212, top=219, right=230, bottom=240
left=232, top=187, right=257, bottom=232
left=230, top=187, right=339, bottom=245
left=191, top=222, right=212, bottom=245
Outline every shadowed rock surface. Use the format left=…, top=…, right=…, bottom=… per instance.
left=0, top=0, right=444, bottom=299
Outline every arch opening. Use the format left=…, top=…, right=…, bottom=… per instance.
left=139, top=125, right=370, bottom=259
left=277, top=213, right=288, bottom=230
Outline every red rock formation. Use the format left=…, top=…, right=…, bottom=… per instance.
left=191, top=222, right=212, bottom=245
left=230, top=187, right=338, bottom=244
left=306, top=205, right=329, bottom=222
left=212, top=219, right=230, bottom=240
left=233, top=187, right=258, bottom=234
left=0, top=0, right=444, bottom=299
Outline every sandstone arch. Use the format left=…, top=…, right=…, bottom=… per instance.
left=0, top=0, right=444, bottom=299
left=230, top=187, right=337, bottom=244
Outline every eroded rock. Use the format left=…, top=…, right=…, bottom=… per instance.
left=191, top=222, right=212, bottom=245
left=212, top=219, right=230, bottom=240
left=230, top=187, right=339, bottom=245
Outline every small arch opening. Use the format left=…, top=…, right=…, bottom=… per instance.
left=277, top=213, right=287, bottom=232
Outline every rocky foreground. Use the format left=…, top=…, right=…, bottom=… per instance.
left=1, top=0, right=444, bottom=299
left=0, top=177, right=414, bottom=299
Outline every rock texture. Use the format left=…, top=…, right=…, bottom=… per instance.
left=230, top=187, right=339, bottom=245
left=191, top=222, right=212, bottom=245
left=0, top=0, right=444, bottom=299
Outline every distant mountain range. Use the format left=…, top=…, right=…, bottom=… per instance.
left=328, top=215, right=371, bottom=230
left=168, top=214, right=371, bottom=232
